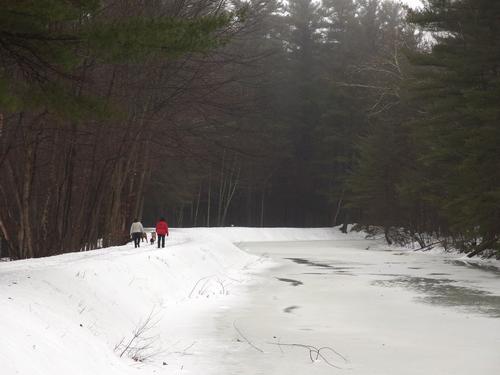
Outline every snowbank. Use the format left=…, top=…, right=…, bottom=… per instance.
left=0, top=228, right=267, bottom=375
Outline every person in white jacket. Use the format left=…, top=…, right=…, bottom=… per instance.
left=130, top=218, right=144, bottom=248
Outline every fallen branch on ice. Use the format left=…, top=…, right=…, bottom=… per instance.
left=267, top=341, right=348, bottom=369
left=233, top=321, right=264, bottom=353
left=413, top=241, right=443, bottom=252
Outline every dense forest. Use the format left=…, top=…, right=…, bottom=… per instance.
left=0, top=0, right=499, bottom=259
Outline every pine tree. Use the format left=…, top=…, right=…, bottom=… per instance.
left=0, top=1, right=234, bottom=115
left=407, top=0, right=500, bottom=254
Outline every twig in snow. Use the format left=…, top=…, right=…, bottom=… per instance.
left=216, top=278, right=228, bottom=295
left=242, top=254, right=269, bottom=270
left=114, top=308, right=163, bottom=362
left=189, top=275, right=232, bottom=297
left=267, top=342, right=348, bottom=369
left=188, top=276, right=214, bottom=298
left=198, top=278, right=211, bottom=296
left=181, top=341, right=197, bottom=354
left=233, top=321, right=264, bottom=353
left=276, top=337, right=284, bottom=355
left=172, top=341, right=197, bottom=356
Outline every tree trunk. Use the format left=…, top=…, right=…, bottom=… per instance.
left=467, top=237, right=497, bottom=258
left=260, top=189, right=265, bottom=227
left=207, top=166, right=212, bottom=227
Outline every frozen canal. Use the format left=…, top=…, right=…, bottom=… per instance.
left=193, top=240, right=500, bottom=375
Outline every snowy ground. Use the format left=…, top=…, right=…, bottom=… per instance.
left=1, top=227, right=500, bottom=374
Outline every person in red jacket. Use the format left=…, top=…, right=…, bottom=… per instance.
left=155, top=217, right=169, bottom=248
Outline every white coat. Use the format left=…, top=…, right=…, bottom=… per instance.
left=130, top=222, right=144, bottom=235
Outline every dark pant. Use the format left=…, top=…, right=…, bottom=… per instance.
left=132, top=233, right=141, bottom=248
left=157, top=235, right=165, bottom=248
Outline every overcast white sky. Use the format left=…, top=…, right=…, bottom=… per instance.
left=401, top=0, right=423, bottom=8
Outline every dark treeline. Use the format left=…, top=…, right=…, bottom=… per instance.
left=146, top=0, right=419, bottom=228
left=0, top=0, right=254, bottom=258
left=1, top=0, right=499, bottom=259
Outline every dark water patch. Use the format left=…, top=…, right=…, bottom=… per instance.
left=333, top=272, right=356, bottom=276
left=373, top=276, right=500, bottom=317
left=369, top=273, right=405, bottom=277
left=285, top=257, right=368, bottom=277
left=285, top=257, right=332, bottom=268
left=285, top=257, right=363, bottom=269
left=428, top=273, right=451, bottom=276
left=276, top=277, right=303, bottom=286
left=284, top=305, right=300, bottom=313
left=332, top=269, right=357, bottom=276
left=393, top=252, right=411, bottom=256
left=408, top=267, right=422, bottom=270
left=446, top=260, right=500, bottom=276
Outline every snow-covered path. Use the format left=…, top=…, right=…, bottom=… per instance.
left=187, top=240, right=500, bottom=375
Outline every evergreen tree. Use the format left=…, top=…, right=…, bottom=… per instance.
left=407, top=0, right=500, bottom=254
left=0, top=0, right=233, bottom=114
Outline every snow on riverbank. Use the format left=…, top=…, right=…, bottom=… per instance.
left=2, top=226, right=498, bottom=375
left=0, top=227, right=344, bottom=375
left=206, top=226, right=368, bottom=242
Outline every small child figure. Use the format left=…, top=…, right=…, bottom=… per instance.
left=150, top=231, right=156, bottom=245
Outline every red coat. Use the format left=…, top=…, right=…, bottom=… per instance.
left=156, top=220, right=169, bottom=236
